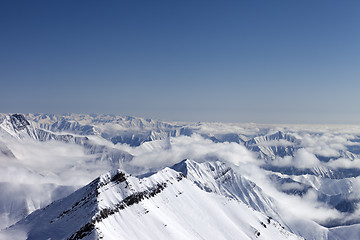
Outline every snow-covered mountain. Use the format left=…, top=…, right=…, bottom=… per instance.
left=20, top=114, right=360, bottom=162
left=171, top=160, right=282, bottom=221
left=0, top=114, right=133, bottom=170
left=0, top=114, right=38, bottom=140
left=0, top=114, right=134, bottom=229
left=245, top=131, right=300, bottom=160
left=24, top=113, right=188, bottom=146
left=1, top=113, right=360, bottom=239
left=2, top=160, right=303, bottom=240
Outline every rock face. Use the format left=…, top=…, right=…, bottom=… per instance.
left=9, top=114, right=30, bottom=131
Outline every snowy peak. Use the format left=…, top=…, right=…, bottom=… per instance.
left=171, top=159, right=282, bottom=221
left=0, top=114, right=87, bottom=143
left=246, top=131, right=295, bottom=144
left=266, top=131, right=297, bottom=142
left=9, top=114, right=30, bottom=130
left=0, top=114, right=38, bottom=140
left=5, top=168, right=183, bottom=240
left=171, top=159, right=233, bottom=185
left=245, top=131, right=299, bottom=159
left=5, top=162, right=303, bottom=240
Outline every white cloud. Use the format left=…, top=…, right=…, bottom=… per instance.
left=0, top=229, right=26, bottom=240
left=126, top=134, right=346, bottom=225
left=269, top=149, right=321, bottom=169
left=0, top=138, right=112, bottom=186
left=270, top=156, right=293, bottom=167
left=280, top=182, right=305, bottom=191
left=293, top=148, right=321, bottom=168
left=299, top=132, right=358, bottom=158
left=129, top=134, right=259, bottom=172
left=2, top=122, right=360, bottom=231
left=327, top=158, right=360, bottom=169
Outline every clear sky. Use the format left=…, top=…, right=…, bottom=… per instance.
left=1, top=0, right=359, bottom=123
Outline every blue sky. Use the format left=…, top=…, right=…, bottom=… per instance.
left=1, top=0, right=359, bottom=123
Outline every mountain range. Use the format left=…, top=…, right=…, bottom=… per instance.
left=1, top=113, right=360, bottom=239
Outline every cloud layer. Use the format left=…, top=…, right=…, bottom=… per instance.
left=1, top=122, right=360, bottom=232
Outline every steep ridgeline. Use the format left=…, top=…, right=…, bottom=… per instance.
left=4, top=161, right=303, bottom=240
left=171, top=159, right=283, bottom=222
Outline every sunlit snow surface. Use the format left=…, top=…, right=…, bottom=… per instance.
left=1, top=113, right=360, bottom=239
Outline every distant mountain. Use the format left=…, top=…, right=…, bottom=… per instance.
left=20, top=114, right=360, bottom=161
left=0, top=114, right=38, bottom=140
left=244, top=131, right=299, bottom=160
left=25, top=113, right=187, bottom=146
left=0, top=113, right=133, bottom=170
left=1, top=113, right=360, bottom=239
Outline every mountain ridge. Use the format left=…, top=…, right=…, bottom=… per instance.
left=3, top=160, right=303, bottom=240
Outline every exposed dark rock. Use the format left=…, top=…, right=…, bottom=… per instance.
left=111, top=172, right=126, bottom=183
left=68, top=222, right=95, bottom=240
left=10, top=114, right=30, bottom=130
left=176, top=173, right=185, bottom=182
left=93, top=182, right=167, bottom=223
left=171, top=159, right=189, bottom=176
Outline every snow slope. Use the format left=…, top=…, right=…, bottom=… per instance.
left=2, top=161, right=303, bottom=240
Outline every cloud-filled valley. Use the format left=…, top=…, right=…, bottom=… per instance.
left=1, top=113, right=360, bottom=239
